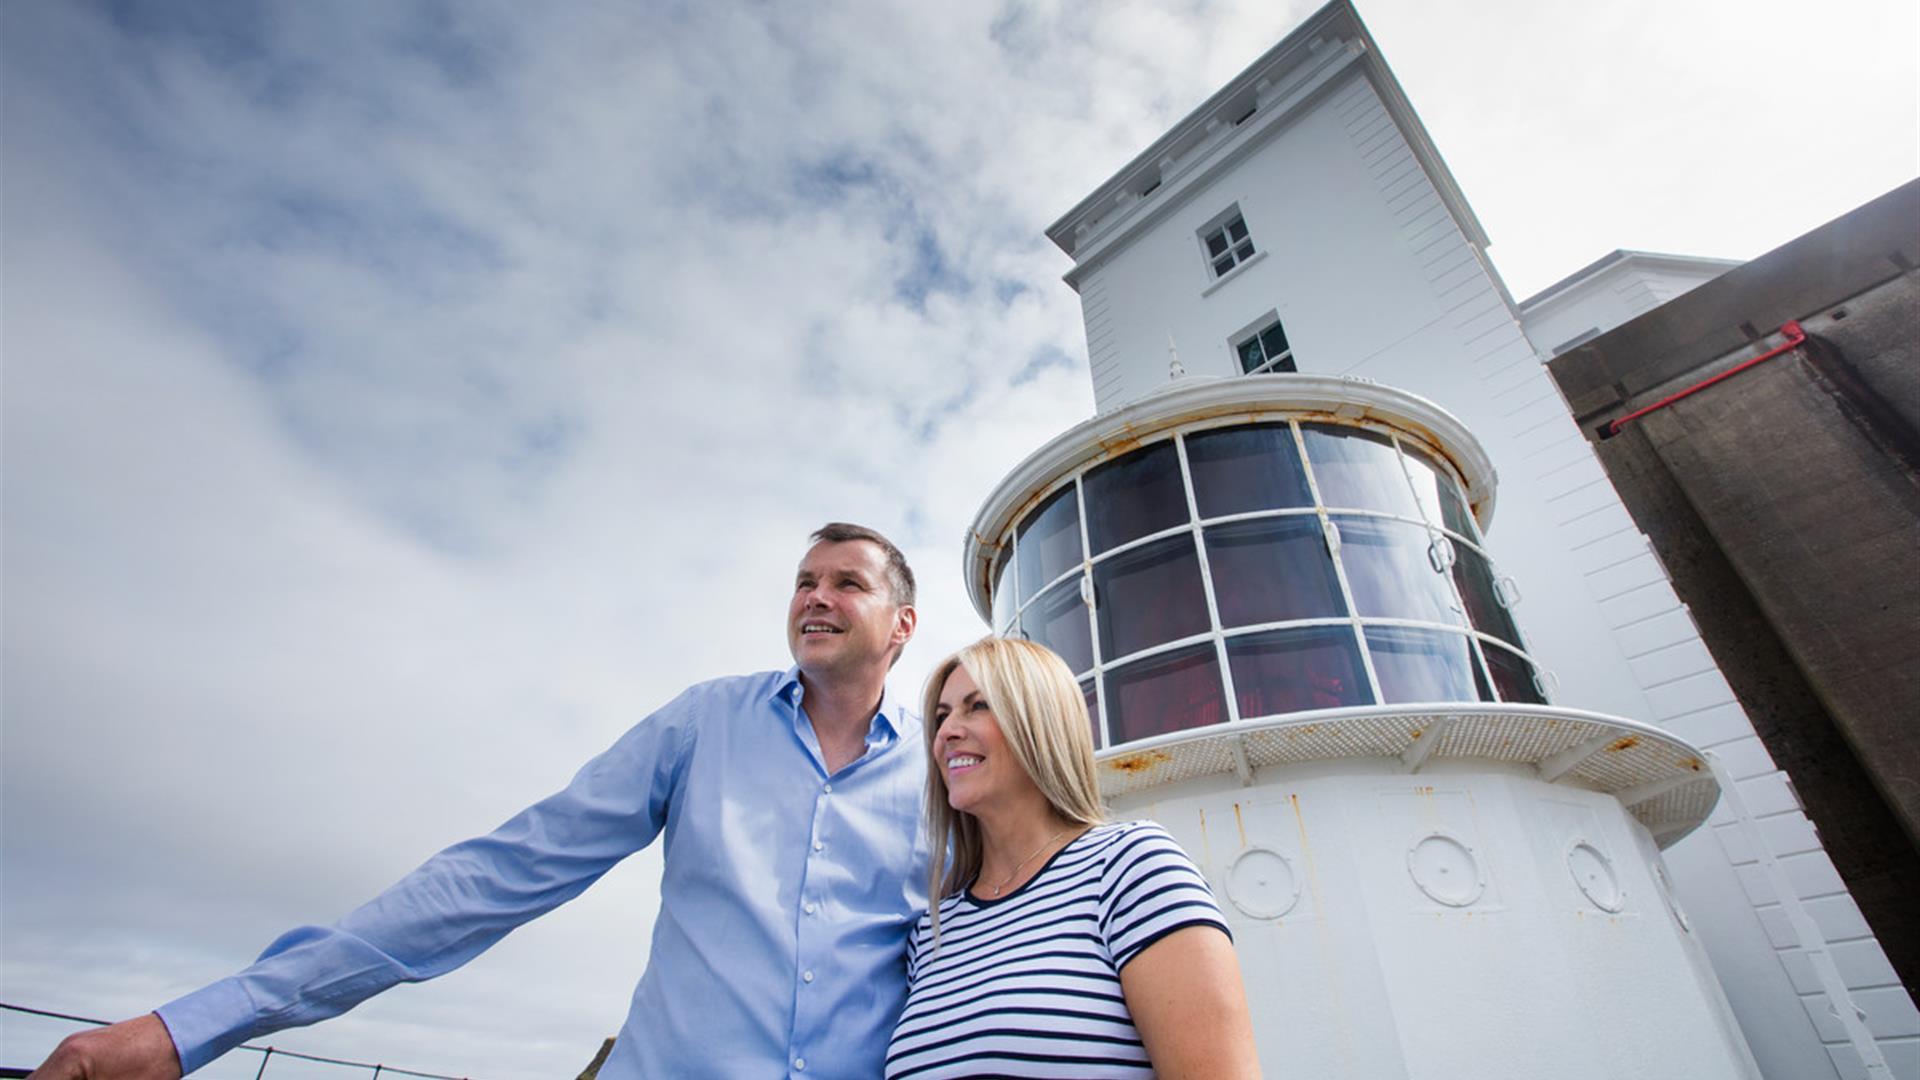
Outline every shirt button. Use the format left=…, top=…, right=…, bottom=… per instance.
left=804, top=903, right=817, bottom=915
left=794, top=1059, right=806, bottom=1071
left=802, top=970, right=815, bottom=983
left=822, top=783, right=833, bottom=793
left=812, top=840, right=824, bottom=852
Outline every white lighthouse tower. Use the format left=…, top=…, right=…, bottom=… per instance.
left=960, top=1, right=1909, bottom=1075
left=963, top=374, right=1754, bottom=1077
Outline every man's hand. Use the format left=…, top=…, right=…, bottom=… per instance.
left=28, top=1013, right=182, bottom=1080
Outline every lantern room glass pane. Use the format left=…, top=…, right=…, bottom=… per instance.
left=1205, top=517, right=1346, bottom=628
left=1484, top=643, right=1547, bottom=704
left=1106, top=643, right=1227, bottom=744
left=1452, top=544, right=1523, bottom=647
left=990, top=547, right=1014, bottom=632
left=1334, top=517, right=1460, bottom=626
left=1186, top=424, right=1313, bottom=518
left=1092, top=534, right=1211, bottom=660
left=1403, top=446, right=1477, bottom=538
left=1081, top=677, right=1101, bottom=748
left=1017, top=484, right=1082, bottom=603
left=1084, top=441, right=1188, bottom=554
left=1227, top=626, right=1372, bottom=719
left=1301, top=424, right=1421, bottom=519
left=1025, top=576, right=1095, bottom=676
left=1366, top=627, right=1490, bottom=705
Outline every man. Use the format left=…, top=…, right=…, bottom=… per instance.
left=33, top=523, right=927, bottom=1079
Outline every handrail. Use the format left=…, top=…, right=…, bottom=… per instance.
left=0, top=1001, right=480, bottom=1080
left=1603, top=320, right=1808, bottom=437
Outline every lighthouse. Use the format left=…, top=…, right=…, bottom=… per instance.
left=962, top=373, right=1755, bottom=1077
left=954, top=1, right=1909, bottom=1075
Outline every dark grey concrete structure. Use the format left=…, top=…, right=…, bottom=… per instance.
left=1548, top=180, right=1920, bottom=994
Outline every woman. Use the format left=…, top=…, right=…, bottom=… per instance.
left=886, top=637, right=1260, bottom=1079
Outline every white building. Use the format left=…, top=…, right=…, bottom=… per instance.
left=1518, top=249, right=1741, bottom=359
left=984, top=1, right=1910, bottom=1075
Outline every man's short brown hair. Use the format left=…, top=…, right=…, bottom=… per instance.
left=810, top=523, right=916, bottom=607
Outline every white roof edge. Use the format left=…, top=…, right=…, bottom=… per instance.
left=1044, top=0, right=1490, bottom=267
left=1518, top=249, right=1747, bottom=313
left=960, top=373, right=1498, bottom=621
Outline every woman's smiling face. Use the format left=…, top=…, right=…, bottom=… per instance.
left=932, top=665, right=1031, bottom=815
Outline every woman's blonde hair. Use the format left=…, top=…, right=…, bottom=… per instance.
left=922, top=637, right=1105, bottom=940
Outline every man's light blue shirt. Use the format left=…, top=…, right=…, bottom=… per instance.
left=156, top=669, right=929, bottom=1077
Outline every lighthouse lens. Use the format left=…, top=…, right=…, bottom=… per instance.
left=1084, top=441, right=1187, bottom=553
left=1334, top=517, right=1461, bottom=626
left=1227, top=627, right=1372, bottom=719
left=1105, top=643, right=1226, bottom=743
left=1024, top=577, right=1095, bottom=676
left=1186, top=423, right=1311, bottom=517
left=990, top=547, right=1015, bottom=632
left=1301, top=424, right=1421, bottom=519
left=1092, top=535, right=1210, bottom=659
left=1452, top=544, right=1523, bottom=647
left=1483, top=643, right=1547, bottom=704
left=1365, top=627, right=1488, bottom=705
left=1403, top=446, right=1476, bottom=538
left=1205, top=517, right=1346, bottom=626
left=1016, top=483, right=1082, bottom=604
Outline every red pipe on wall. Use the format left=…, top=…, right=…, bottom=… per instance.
left=1605, top=320, right=1808, bottom=437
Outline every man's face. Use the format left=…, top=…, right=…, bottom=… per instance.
left=788, top=540, right=915, bottom=680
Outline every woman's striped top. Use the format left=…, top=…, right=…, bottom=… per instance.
left=884, top=820, right=1230, bottom=1079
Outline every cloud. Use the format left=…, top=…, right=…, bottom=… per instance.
left=4, top=0, right=1912, bottom=1076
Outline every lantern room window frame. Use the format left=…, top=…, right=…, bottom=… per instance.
left=986, top=413, right=1544, bottom=750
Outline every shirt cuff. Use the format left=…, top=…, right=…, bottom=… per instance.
left=155, top=977, right=259, bottom=1075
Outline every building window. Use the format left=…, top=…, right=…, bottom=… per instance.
left=1236, top=317, right=1294, bottom=374
left=1202, top=212, right=1256, bottom=278
left=987, top=414, right=1548, bottom=749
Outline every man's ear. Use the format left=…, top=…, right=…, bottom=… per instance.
left=892, top=605, right=918, bottom=648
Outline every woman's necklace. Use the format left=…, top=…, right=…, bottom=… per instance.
left=989, top=826, right=1070, bottom=897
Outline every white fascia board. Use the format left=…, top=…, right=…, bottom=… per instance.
left=1520, top=250, right=1746, bottom=314
left=1047, top=0, right=1492, bottom=288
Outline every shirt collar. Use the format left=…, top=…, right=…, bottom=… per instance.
left=773, top=666, right=909, bottom=744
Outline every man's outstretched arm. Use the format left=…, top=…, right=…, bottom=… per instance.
left=33, top=687, right=698, bottom=1077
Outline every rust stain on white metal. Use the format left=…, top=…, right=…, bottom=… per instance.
left=1233, top=802, right=1247, bottom=848
left=1104, top=748, right=1170, bottom=775
left=1288, top=796, right=1317, bottom=889
left=1095, top=424, right=1149, bottom=456
left=1607, top=735, right=1641, bottom=752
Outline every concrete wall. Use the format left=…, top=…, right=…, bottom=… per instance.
left=1550, top=181, right=1920, bottom=1078
left=1059, top=58, right=1877, bottom=1080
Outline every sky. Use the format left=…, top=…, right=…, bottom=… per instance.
left=2, top=0, right=1913, bottom=1076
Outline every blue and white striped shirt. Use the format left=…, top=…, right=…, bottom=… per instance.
left=887, top=821, right=1229, bottom=1079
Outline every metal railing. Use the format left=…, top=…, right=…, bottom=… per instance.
left=1, top=1002, right=482, bottom=1079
